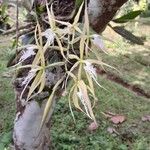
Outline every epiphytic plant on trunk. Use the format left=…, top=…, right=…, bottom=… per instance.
left=8, top=0, right=129, bottom=149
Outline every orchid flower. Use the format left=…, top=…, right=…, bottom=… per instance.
left=20, top=68, right=38, bottom=100
left=42, top=28, right=55, bottom=46
left=84, top=61, right=97, bottom=79
left=19, top=46, right=36, bottom=62
left=91, top=34, right=107, bottom=53
left=77, top=89, right=91, bottom=119
left=84, top=61, right=103, bottom=88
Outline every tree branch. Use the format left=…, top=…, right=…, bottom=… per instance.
left=88, top=0, right=128, bottom=33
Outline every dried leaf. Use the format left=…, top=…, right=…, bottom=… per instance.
left=107, top=127, right=116, bottom=134
left=141, top=115, right=150, bottom=122
left=110, top=115, right=126, bottom=124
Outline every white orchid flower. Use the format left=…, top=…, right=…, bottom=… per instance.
left=42, top=29, right=55, bottom=46
left=77, top=89, right=91, bottom=119
left=19, top=46, right=36, bottom=62
left=84, top=61, right=104, bottom=88
left=84, top=61, right=97, bottom=79
left=20, top=68, right=39, bottom=100
left=91, top=34, right=107, bottom=53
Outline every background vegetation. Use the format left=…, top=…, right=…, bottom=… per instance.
left=0, top=0, right=150, bottom=149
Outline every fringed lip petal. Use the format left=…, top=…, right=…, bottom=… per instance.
left=19, top=46, right=36, bottom=63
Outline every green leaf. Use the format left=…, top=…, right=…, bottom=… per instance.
left=110, top=26, right=144, bottom=45
left=75, top=0, right=84, bottom=8
left=113, top=10, right=143, bottom=23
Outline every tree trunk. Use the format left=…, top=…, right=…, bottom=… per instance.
left=12, top=69, right=57, bottom=149
left=12, top=49, right=63, bottom=149
left=13, top=98, right=55, bottom=150
left=12, top=0, right=128, bottom=149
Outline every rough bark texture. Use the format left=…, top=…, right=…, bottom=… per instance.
left=88, top=0, right=128, bottom=33
left=12, top=0, right=128, bottom=149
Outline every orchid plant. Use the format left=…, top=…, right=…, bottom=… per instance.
left=12, top=1, right=115, bottom=129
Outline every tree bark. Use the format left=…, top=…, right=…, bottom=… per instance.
left=13, top=98, right=55, bottom=150
left=88, top=0, right=128, bottom=32
left=12, top=72, right=57, bottom=149
left=12, top=0, right=128, bottom=149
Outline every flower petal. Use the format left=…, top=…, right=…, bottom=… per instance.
left=42, top=29, right=55, bottom=45
left=19, top=46, right=36, bottom=62
left=91, top=34, right=105, bottom=50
